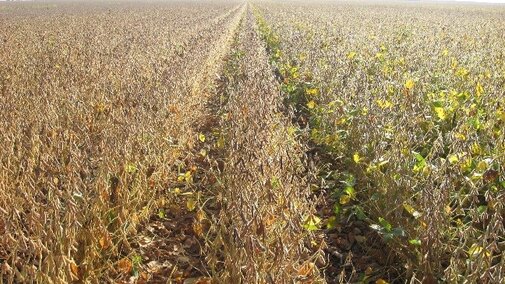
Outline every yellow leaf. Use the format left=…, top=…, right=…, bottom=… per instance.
left=454, top=133, right=466, bottom=141
left=303, top=215, right=321, bottom=231
left=125, top=163, right=137, bottom=173
left=347, top=51, right=357, bottom=59
left=353, top=152, right=361, bottom=163
left=199, top=149, right=207, bottom=157
left=403, top=203, right=421, bottom=218
left=287, top=126, right=297, bottom=136
left=497, top=109, right=505, bottom=122
left=476, top=160, right=488, bottom=172
left=476, top=82, right=484, bottom=97
left=445, top=205, right=452, bottom=214
left=471, top=142, right=482, bottom=155
left=448, top=154, right=459, bottom=164
left=193, top=219, right=204, bottom=236
left=216, top=136, right=225, bottom=148
left=365, top=267, right=373, bottom=275
left=434, top=107, right=446, bottom=120
left=306, top=88, right=318, bottom=96
left=306, top=100, right=316, bottom=109
left=404, top=79, right=415, bottom=90
left=456, top=67, right=469, bottom=78
left=376, top=279, right=389, bottom=284
left=186, top=198, right=197, bottom=211
left=340, top=194, right=351, bottom=205
left=198, top=133, right=206, bottom=142
left=468, top=243, right=491, bottom=258
left=184, top=171, right=192, bottom=183
left=376, top=99, right=393, bottom=109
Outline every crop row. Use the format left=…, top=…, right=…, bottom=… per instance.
left=0, top=2, right=244, bottom=282
left=255, top=1, right=505, bottom=282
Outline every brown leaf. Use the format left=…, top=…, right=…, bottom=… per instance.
left=137, top=272, right=149, bottom=284
left=70, top=262, right=80, bottom=280
left=297, top=262, right=315, bottom=277
left=146, top=166, right=155, bottom=178
left=117, top=257, right=132, bottom=274
left=99, top=233, right=110, bottom=250
left=196, top=210, right=206, bottom=222
left=193, top=219, right=203, bottom=237
left=483, top=169, right=499, bottom=183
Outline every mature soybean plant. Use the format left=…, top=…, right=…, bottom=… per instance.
left=0, top=2, right=243, bottom=282
left=256, top=1, right=505, bottom=282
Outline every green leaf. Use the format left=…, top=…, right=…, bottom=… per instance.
left=412, top=152, right=427, bottom=173
left=378, top=217, right=392, bottom=232
left=326, top=216, right=338, bottom=229
left=270, top=176, right=281, bottom=189
left=344, top=186, right=356, bottom=199
left=353, top=205, right=366, bottom=220
left=303, top=215, right=321, bottom=231
left=409, top=239, right=421, bottom=246
left=333, top=204, right=341, bottom=216
left=392, top=227, right=406, bottom=237
left=477, top=205, right=487, bottom=214
left=432, top=100, right=444, bottom=108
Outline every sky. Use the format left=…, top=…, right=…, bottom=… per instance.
left=442, top=0, right=505, bottom=3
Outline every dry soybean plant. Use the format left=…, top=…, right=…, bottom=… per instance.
left=203, top=8, right=323, bottom=283
left=1, top=0, right=505, bottom=283
left=0, top=1, right=244, bottom=282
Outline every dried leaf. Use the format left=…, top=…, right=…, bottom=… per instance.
left=339, top=194, right=350, bottom=205
left=70, top=262, right=80, bottom=280
left=99, top=233, right=110, bottom=250
left=297, top=262, right=315, bottom=277
left=483, top=169, right=499, bottom=183
left=193, top=219, right=203, bottom=237
left=186, top=198, right=197, bottom=211
left=117, top=257, right=132, bottom=274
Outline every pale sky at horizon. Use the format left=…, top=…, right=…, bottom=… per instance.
left=438, top=0, right=505, bottom=3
